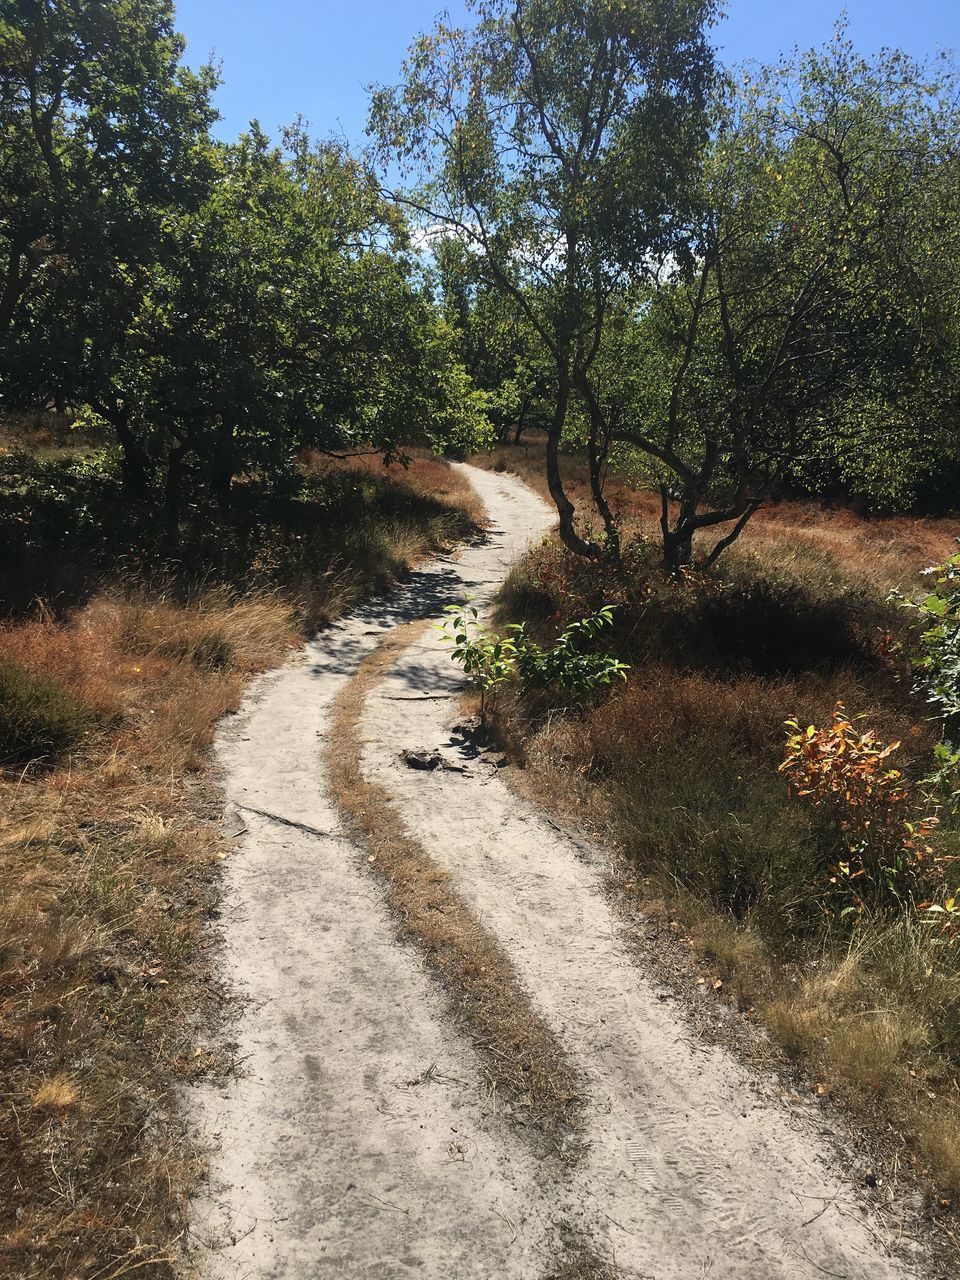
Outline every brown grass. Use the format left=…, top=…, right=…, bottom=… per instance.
left=472, top=437, right=959, bottom=593
left=305, top=448, right=487, bottom=529
left=0, top=594, right=291, bottom=1280
left=327, top=620, right=580, bottom=1144
left=480, top=479, right=960, bottom=1219
left=0, top=454, right=482, bottom=1279
left=0, top=409, right=110, bottom=457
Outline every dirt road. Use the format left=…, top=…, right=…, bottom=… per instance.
left=191, top=465, right=921, bottom=1279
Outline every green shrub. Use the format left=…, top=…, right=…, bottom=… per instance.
left=898, top=543, right=960, bottom=721
left=0, top=660, right=92, bottom=765
left=441, top=601, right=629, bottom=720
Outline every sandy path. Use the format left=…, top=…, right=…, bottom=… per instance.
left=193, top=464, right=920, bottom=1279
left=190, top=544, right=555, bottom=1277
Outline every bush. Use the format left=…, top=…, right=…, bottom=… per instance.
left=781, top=702, right=939, bottom=916
left=0, top=659, right=92, bottom=765
left=696, top=577, right=875, bottom=676
left=441, top=602, right=628, bottom=720
left=899, top=543, right=960, bottom=721
left=500, top=536, right=894, bottom=680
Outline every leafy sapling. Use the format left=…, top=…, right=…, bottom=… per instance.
left=439, top=601, right=629, bottom=724
left=438, top=602, right=518, bottom=725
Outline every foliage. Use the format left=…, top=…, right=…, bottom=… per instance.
left=440, top=600, right=628, bottom=716
left=0, top=0, right=218, bottom=344
left=595, top=32, right=960, bottom=568
left=781, top=703, right=939, bottom=916
left=899, top=545, right=960, bottom=721
left=0, top=657, right=93, bottom=764
left=434, top=240, right=553, bottom=444
left=371, top=0, right=718, bottom=561
left=1, top=5, right=490, bottom=544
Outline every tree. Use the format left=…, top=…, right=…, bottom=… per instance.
left=596, top=34, right=960, bottom=570
left=0, top=0, right=217, bottom=345
left=435, top=240, right=552, bottom=443
left=551, top=34, right=960, bottom=570
left=370, top=0, right=718, bottom=561
left=77, top=124, right=488, bottom=541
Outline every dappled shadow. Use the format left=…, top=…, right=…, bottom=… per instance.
left=305, top=530, right=492, bottom=683
left=0, top=453, right=482, bottom=617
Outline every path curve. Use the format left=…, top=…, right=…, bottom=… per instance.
left=192, top=464, right=921, bottom=1279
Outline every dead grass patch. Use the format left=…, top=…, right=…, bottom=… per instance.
left=1, top=455, right=481, bottom=1277
left=549, top=1233, right=621, bottom=1280
left=327, top=621, right=580, bottom=1144
left=472, top=439, right=958, bottom=593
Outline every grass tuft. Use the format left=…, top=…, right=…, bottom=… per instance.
left=327, top=621, right=581, bottom=1143
left=0, top=658, right=95, bottom=765
left=32, top=1076, right=80, bottom=1112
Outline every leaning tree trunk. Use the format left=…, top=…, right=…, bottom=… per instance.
left=111, top=414, right=152, bottom=501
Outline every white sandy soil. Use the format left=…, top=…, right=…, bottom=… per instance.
left=191, top=464, right=922, bottom=1279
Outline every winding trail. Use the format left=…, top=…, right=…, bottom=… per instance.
left=191, top=465, right=921, bottom=1279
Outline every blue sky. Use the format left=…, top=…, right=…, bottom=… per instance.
left=173, top=1, right=960, bottom=144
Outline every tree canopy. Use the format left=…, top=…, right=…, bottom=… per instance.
left=0, top=0, right=490, bottom=549
left=370, top=0, right=720, bottom=560
left=374, top=3, right=960, bottom=568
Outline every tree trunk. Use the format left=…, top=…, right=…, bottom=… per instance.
left=660, top=487, right=698, bottom=575
left=662, top=526, right=694, bottom=574
left=0, top=240, right=33, bottom=342
left=544, top=376, right=605, bottom=562
left=109, top=412, right=152, bottom=500
left=209, top=418, right=235, bottom=501
left=161, top=442, right=188, bottom=557
left=513, top=395, right=531, bottom=446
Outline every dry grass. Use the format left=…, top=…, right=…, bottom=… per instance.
left=0, top=593, right=292, bottom=1280
left=480, top=477, right=960, bottom=1215
left=305, top=448, right=487, bottom=529
left=473, top=437, right=959, bottom=593
left=0, top=454, right=482, bottom=1278
left=327, top=620, right=580, bottom=1143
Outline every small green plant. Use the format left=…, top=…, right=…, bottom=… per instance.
left=440, top=601, right=629, bottom=721
left=508, top=607, right=631, bottom=692
left=918, top=889, right=960, bottom=942
left=439, top=602, right=519, bottom=722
